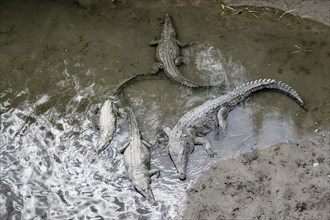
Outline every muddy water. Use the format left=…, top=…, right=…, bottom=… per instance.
left=1, top=0, right=329, bottom=219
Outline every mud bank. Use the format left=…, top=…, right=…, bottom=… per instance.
left=223, top=0, right=330, bottom=26
left=181, top=1, right=330, bottom=219
left=182, top=132, right=330, bottom=219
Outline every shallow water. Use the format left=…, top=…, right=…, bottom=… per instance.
left=1, top=0, right=329, bottom=219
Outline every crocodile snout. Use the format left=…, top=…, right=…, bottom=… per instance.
left=179, top=172, right=186, bottom=181
left=150, top=199, right=158, bottom=206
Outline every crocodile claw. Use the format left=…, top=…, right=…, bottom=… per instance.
left=209, top=152, right=217, bottom=158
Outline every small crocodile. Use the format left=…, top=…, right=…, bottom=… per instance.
left=149, top=14, right=199, bottom=87
left=162, top=79, right=306, bottom=180
left=120, top=107, right=160, bottom=205
left=89, top=74, right=167, bottom=154
left=95, top=99, right=117, bottom=154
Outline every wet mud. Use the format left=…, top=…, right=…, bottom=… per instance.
left=1, top=0, right=329, bottom=219
left=182, top=132, right=330, bottom=220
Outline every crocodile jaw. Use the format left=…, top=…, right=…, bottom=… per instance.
left=168, top=136, right=192, bottom=180
left=133, top=179, right=157, bottom=206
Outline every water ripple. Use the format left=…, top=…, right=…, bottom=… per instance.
left=0, top=43, right=301, bottom=220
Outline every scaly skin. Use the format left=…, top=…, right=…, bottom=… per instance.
left=91, top=75, right=166, bottom=154
left=163, top=79, right=306, bottom=180
left=121, top=108, right=160, bottom=205
left=95, top=99, right=117, bottom=154
left=150, top=14, right=199, bottom=87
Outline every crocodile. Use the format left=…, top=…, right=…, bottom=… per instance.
left=149, top=14, right=200, bottom=87
left=162, top=79, right=306, bottom=180
left=89, top=74, right=167, bottom=155
left=95, top=99, right=117, bottom=154
left=120, top=107, right=160, bottom=205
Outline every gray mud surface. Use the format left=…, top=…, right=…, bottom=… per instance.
left=224, top=0, right=330, bottom=26
left=181, top=1, right=330, bottom=219
left=182, top=132, right=330, bottom=220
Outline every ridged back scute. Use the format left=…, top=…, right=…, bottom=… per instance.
left=232, top=79, right=306, bottom=110
left=176, top=78, right=306, bottom=130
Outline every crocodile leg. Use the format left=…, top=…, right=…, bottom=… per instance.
left=119, top=142, right=130, bottom=154
left=116, top=107, right=126, bottom=117
left=116, top=171, right=127, bottom=179
left=176, top=40, right=193, bottom=48
left=149, top=169, right=160, bottom=178
left=91, top=106, right=101, bottom=115
left=162, top=127, right=172, bottom=136
left=174, top=56, right=190, bottom=66
left=194, top=137, right=217, bottom=158
left=217, top=107, right=228, bottom=131
left=154, top=131, right=168, bottom=148
left=141, top=140, right=152, bottom=148
left=149, top=62, right=164, bottom=74
left=149, top=39, right=160, bottom=46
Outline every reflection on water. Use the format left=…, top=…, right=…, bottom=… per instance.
left=1, top=0, right=329, bottom=219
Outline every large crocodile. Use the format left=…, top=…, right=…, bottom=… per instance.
left=149, top=14, right=200, bottom=87
left=120, top=107, right=160, bottom=205
left=162, top=79, right=306, bottom=180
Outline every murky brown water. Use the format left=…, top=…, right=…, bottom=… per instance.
left=1, top=0, right=329, bottom=219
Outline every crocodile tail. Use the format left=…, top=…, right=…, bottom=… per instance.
left=126, top=107, right=135, bottom=126
left=163, top=64, right=200, bottom=88
left=170, top=73, right=200, bottom=88
left=126, top=106, right=142, bottom=137
left=232, top=79, right=306, bottom=110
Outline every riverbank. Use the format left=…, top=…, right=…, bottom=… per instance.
left=182, top=132, right=330, bottom=219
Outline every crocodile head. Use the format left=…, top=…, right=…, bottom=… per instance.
left=168, top=130, right=194, bottom=180
left=161, top=14, right=176, bottom=40
left=133, top=179, right=157, bottom=206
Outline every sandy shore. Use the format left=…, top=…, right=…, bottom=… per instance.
left=182, top=132, right=330, bottom=219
